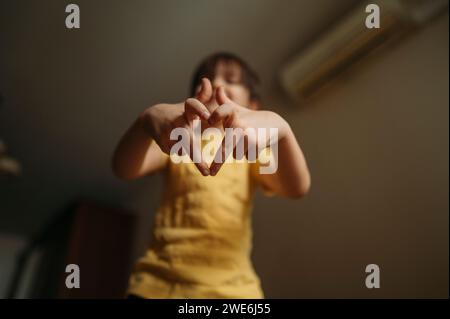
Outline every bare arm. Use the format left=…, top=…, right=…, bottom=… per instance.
left=255, top=121, right=311, bottom=199
left=112, top=112, right=167, bottom=180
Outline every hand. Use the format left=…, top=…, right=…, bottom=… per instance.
left=208, top=86, right=290, bottom=176
left=143, top=78, right=213, bottom=176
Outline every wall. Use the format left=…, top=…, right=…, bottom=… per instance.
left=249, top=12, right=449, bottom=298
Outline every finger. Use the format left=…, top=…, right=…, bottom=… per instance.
left=233, top=134, right=247, bottom=160
left=208, top=103, right=234, bottom=126
left=244, top=135, right=257, bottom=161
left=215, top=86, right=232, bottom=105
left=210, top=132, right=236, bottom=176
left=191, top=142, right=210, bottom=176
left=190, top=128, right=210, bottom=176
left=185, top=98, right=210, bottom=122
left=184, top=119, right=210, bottom=176
left=195, top=78, right=213, bottom=104
left=178, top=133, right=210, bottom=176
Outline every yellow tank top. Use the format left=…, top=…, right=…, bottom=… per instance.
left=126, top=149, right=265, bottom=298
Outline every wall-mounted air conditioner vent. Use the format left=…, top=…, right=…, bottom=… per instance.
left=280, top=0, right=448, bottom=102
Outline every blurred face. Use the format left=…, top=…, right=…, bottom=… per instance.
left=194, top=60, right=257, bottom=111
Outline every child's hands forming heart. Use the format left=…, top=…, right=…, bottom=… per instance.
left=144, top=78, right=289, bottom=176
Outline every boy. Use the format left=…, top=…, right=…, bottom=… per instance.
left=112, top=52, right=311, bottom=298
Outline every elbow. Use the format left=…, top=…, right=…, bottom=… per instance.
left=111, top=158, right=126, bottom=180
left=286, top=185, right=310, bottom=199
left=111, top=154, right=137, bottom=181
left=112, top=165, right=138, bottom=181
left=285, top=176, right=311, bottom=199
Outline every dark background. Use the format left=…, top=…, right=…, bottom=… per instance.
left=0, top=0, right=448, bottom=298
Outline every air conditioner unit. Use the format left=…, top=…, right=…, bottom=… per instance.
left=279, top=0, right=448, bottom=102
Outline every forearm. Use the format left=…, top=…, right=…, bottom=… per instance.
left=112, top=111, right=165, bottom=180
left=259, top=124, right=311, bottom=198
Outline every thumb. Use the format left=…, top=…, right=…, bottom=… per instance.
left=216, top=86, right=232, bottom=105
left=195, top=78, right=213, bottom=104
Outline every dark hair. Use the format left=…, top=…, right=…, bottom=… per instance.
left=190, top=52, right=260, bottom=101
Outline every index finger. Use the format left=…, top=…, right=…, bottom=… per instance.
left=195, top=78, right=213, bottom=104
left=184, top=98, right=210, bottom=122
